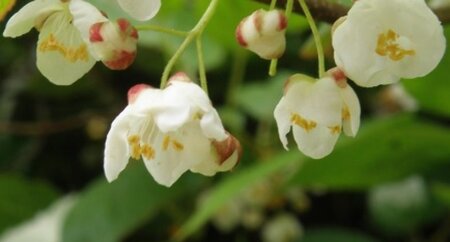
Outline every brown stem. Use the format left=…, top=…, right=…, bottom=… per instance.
left=254, top=0, right=450, bottom=24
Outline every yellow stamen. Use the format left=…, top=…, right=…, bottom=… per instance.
left=141, top=144, right=155, bottom=160
left=328, top=125, right=341, bottom=135
left=342, top=106, right=351, bottom=121
left=128, top=135, right=140, bottom=144
left=291, top=113, right=317, bottom=132
left=130, top=144, right=141, bottom=160
left=38, top=34, right=89, bottom=62
left=376, top=29, right=415, bottom=61
left=163, top=135, right=170, bottom=151
left=172, top=140, right=184, bottom=151
left=162, top=135, right=184, bottom=152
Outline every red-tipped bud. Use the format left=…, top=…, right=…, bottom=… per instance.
left=167, top=72, right=192, bottom=85
left=327, top=67, right=348, bottom=88
left=235, top=9, right=287, bottom=60
left=212, top=134, right=242, bottom=167
left=89, top=18, right=138, bottom=70
left=127, top=83, right=151, bottom=104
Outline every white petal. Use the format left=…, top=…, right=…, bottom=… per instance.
left=3, top=0, right=62, bottom=38
left=117, top=0, right=161, bottom=21
left=340, top=85, right=360, bottom=137
left=273, top=97, right=292, bottom=150
left=104, top=107, right=133, bottom=182
left=69, top=0, right=108, bottom=45
left=200, top=110, right=227, bottom=141
left=191, top=150, right=239, bottom=176
left=143, top=122, right=210, bottom=187
left=36, top=12, right=96, bottom=85
left=292, top=124, right=340, bottom=159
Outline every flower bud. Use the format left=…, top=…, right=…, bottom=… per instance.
left=127, top=83, right=152, bottom=104
left=89, top=18, right=138, bottom=70
left=236, top=9, right=287, bottom=60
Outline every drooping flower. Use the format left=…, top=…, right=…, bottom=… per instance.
left=236, top=9, right=287, bottom=60
left=274, top=68, right=360, bottom=159
left=3, top=0, right=104, bottom=85
left=104, top=73, right=241, bottom=187
left=116, top=0, right=161, bottom=21
left=332, top=0, right=446, bottom=87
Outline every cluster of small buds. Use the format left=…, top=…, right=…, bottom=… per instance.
left=236, top=9, right=288, bottom=60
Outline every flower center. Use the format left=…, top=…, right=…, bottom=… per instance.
left=38, top=34, right=89, bottom=63
left=127, top=135, right=155, bottom=160
left=375, top=29, right=415, bottom=61
left=291, top=113, right=317, bottom=132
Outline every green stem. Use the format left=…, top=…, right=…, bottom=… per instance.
left=298, top=0, right=325, bottom=78
left=135, top=25, right=188, bottom=37
left=226, top=50, right=248, bottom=105
left=196, top=36, right=208, bottom=94
left=269, top=0, right=277, bottom=9
left=269, top=59, right=278, bottom=76
left=160, top=0, right=220, bottom=88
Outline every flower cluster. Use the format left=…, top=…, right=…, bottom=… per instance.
left=236, top=0, right=445, bottom=159
left=3, top=0, right=160, bottom=85
left=104, top=73, right=241, bottom=187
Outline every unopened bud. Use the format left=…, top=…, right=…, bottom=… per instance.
left=167, top=72, right=192, bottom=85
left=89, top=18, right=138, bottom=70
left=236, top=9, right=287, bottom=60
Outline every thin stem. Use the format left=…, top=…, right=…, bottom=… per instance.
left=269, top=0, right=277, bottom=9
left=160, top=0, right=220, bottom=88
left=298, top=0, right=325, bottom=77
left=285, top=0, right=294, bottom=18
left=269, top=59, right=278, bottom=76
left=135, top=25, right=189, bottom=37
left=226, top=50, right=248, bottom=105
left=196, top=36, right=208, bottom=94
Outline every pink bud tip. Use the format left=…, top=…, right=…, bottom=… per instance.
left=168, top=72, right=191, bottom=84
left=128, top=83, right=151, bottom=104
left=329, top=67, right=348, bottom=88
left=104, top=51, right=136, bottom=70
left=235, top=19, right=248, bottom=47
left=277, top=12, right=288, bottom=31
left=89, top=22, right=104, bottom=43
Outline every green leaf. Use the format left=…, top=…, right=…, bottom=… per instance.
left=290, top=115, right=450, bottom=190
left=368, top=176, right=443, bottom=235
left=236, top=72, right=291, bottom=120
left=300, top=227, right=379, bottom=242
left=0, top=174, right=59, bottom=233
left=175, top=151, right=302, bottom=241
left=403, top=26, right=450, bottom=117
left=0, top=0, right=15, bottom=22
left=62, top=163, right=203, bottom=242
left=431, top=182, right=450, bottom=208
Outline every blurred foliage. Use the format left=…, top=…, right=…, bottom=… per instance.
left=0, top=0, right=449, bottom=242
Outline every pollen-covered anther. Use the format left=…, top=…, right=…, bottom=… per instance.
left=342, top=106, right=351, bottom=121
left=39, top=34, right=89, bottom=62
left=141, top=144, right=155, bottom=160
left=162, top=135, right=184, bottom=151
left=328, top=125, right=342, bottom=135
left=291, top=113, right=317, bottom=132
left=376, top=29, right=415, bottom=61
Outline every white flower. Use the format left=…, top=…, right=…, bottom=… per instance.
left=3, top=0, right=105, bottom=85
left=116, top=0, right=161, bottom=21
left=274, top=68, right=360, bottom=159
left=236, top=9, right=287, bottom=60
left=104, top=73, right=241, bottom=187
left=332, top=0, right=446, bottom=87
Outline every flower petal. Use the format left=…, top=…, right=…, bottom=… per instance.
left=340, top=85, right=360, bottom=137
left=142, top=122, right=210, bottom=187
left=69, top=0, right=108, bottom=50
left=191, top=150, right=239, bottom=176
left=36, top=12, right=96, bottom=85
left=117, top=0, right=161, bottom=21
left=292, top=124, right=340, bottom=159
left=3, top=0, right=62, bottom=38
left=273, top=97, right=292, bottom=150
left=104, top=107, right=133, bottom=182
left=200, top=110, right=227, bottom=141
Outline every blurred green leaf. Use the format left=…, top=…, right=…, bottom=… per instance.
left=300, top=227, right=379, bottom=242
left=368, top=176, right=442, bottom=235
left=290, top=115, right=450, bottom=189
left=0, top=174, right=59, bottom=233
left=403, top=26, right=450, bottom=117
left=0, top=0, right=15, bottom=22
left=175, top=151, right=302, bottom=241
left=431, top=182, right=450, bottom=208
left=62, top=163, right=203, bottom=242
left=236, top=72, right=291, bottom=120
